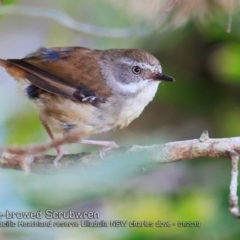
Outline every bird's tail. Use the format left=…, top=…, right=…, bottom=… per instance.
left=0, top=59, right=10, bottom=68
left=0, top=58, right=26, bottom=80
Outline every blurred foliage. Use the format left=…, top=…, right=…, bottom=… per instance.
left=0, top=0, right=240, bottom=240
left=1, top=0, right=18, bottom=5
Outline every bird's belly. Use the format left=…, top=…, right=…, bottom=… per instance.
left=113, top=100, right=147, bottom=129
left=113, top=87, right=158, bottom=129
left=35, top=81, right=158, bottom=136
left=36, top=94, right=117, bottom=136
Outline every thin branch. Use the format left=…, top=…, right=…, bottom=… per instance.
left=0, top=5, right=149, bottom=38
left=5, top=130, right=81, bottom=155
left=229, top=150, right=240, bottom=218
left=227, top=0, right=235, bottom=33
left=2, top=131, right=240, bottom=170
left=2, top=131, right=240, bottom=218
left=164, top=0, right=182, bottom=12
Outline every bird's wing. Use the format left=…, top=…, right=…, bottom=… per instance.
left=5, top=47, right=112, bottom=105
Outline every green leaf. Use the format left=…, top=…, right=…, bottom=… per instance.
left=211, top=43, right=240, bottom=84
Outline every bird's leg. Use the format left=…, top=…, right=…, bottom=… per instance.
left=39, top=115, right=67, bottom=166
left=77, top=140, right=119, bottom=159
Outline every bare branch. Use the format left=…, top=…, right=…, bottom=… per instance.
left=229, top=150, right=240, bottom=218
left=0, top=5, right=149, bottom=38
left=2, top=132, right=240, bottom=220
left=164, top=0, right=182, bottom=12
left=3, top=131, right=240, bottom=219
left=2, top=132, right=240, bottom=172
left=5, top=130, right=81, bottom=156
left=227, top=0, right=235, bottom=33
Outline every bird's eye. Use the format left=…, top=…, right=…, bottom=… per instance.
left=132, top=66, right=142, bottom=75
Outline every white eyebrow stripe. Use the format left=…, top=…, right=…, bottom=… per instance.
left=140, top=62, right=160, bottom=72
left=120, top=59, right=162, bottom=73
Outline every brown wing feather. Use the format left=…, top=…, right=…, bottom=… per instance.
left=22, top=47, right=112, bottom=97
left=7, top=59, right=77, bottom=101
left=0, top=47, right=112, bottom=104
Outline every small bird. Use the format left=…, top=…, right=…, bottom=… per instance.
left=0, top=47, right=174, bottom=164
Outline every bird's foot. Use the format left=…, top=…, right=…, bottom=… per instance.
left=53, top=148, right=68, bottom=167
left=78, top=139, right=119, bottom=159
left=99, top=144, right=119, bottom=159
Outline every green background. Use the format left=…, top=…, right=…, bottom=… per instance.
left=0, top=0, right=239, bottom=239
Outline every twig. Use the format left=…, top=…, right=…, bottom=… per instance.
left=164, top=0, right=182, bottom=12
left=2, top=131, right=240, bottom=170
left=229, top=150, right=240, bottom=218
left=5, top=130, right=81, bottom=155
left=0, top=5, right=149, bottom=38
left=227, top=0, right=235, bottom=33
left=2, top=131, right=240, bottom=219
left=3, top=131, right=240, bottom=218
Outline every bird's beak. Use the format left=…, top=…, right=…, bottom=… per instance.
left=153, top=72, right=175, bottom=82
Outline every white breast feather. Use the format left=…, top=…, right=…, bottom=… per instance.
left=116, top=81, right=159, bottom=128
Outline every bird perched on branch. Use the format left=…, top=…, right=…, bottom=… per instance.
left=0, top=46, right=174, bottom=165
